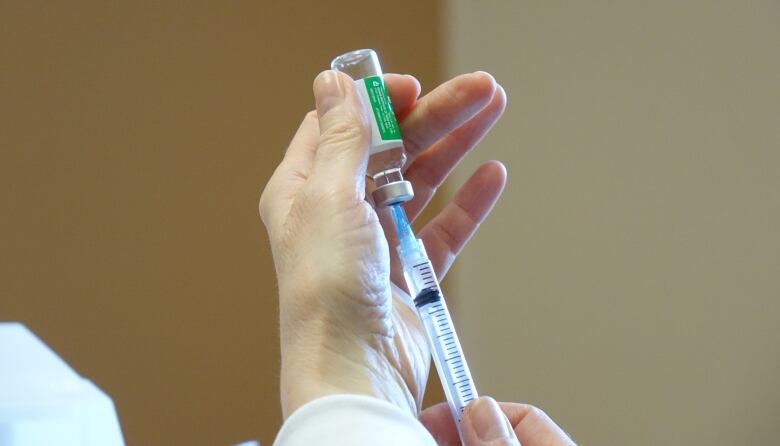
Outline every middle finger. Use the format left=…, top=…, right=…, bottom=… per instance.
left=403, top=84, right=507, bottom=223
left=399, top=71, right=497, bottom=166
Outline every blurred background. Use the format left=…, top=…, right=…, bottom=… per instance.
left=1, top=1, right=778, bottom=445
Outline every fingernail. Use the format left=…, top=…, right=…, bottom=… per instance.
left=473, top=70, right=497, bottom=83
left=470, top=397, right=513, bottom=442
left=314, top=70, right=345, bottom=116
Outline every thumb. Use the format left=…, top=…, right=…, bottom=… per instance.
left=462, top=397, right=521, bottom=446
left=311, top=70, right=370, bottom=196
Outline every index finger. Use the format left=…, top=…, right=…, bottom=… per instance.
left=384, top=73, right=421, bottom=119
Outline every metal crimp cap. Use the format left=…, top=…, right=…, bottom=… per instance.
left=372, top=169, right=414, bottom=207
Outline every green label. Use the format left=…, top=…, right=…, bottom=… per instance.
left=363, top=75, right=401, bottom=140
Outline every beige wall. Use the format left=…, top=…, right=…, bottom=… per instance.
left=1, top=2, right=442, bottom=444
left=444, top=2, right=779, bottom=445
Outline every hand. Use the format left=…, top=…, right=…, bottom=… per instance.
left=420, top=397, right=576, bottom=446
left=259, top=69, right=506, bottom=418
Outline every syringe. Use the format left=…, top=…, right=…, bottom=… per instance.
left=390, top=204, right=477, bottom=436
left=330, top=48, right=477, bottom=435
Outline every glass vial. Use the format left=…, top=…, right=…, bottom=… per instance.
left=331, top=49, right=413, bottom=207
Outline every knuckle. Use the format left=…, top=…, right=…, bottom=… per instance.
left=432, top=219, right=458, bottom=252
left=258, top=186, right=274, bottom=225
left=257, top=202, right=269, bottom=227
left=321, top=118, right=368, bottom=147
left=526, top=404, right=548, bottom=420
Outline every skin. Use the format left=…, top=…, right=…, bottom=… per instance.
left=259, top=70, right=575, bottom=445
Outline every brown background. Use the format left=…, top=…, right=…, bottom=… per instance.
left=1, top=2, right=442, bottom=445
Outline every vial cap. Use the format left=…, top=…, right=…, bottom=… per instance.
left=372, top=180, right=414, bottom=207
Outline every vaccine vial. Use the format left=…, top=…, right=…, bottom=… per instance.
left=331, top=49, right=414, bottom=207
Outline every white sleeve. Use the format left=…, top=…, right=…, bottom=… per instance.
left=273, top=394, right=437, bottom=446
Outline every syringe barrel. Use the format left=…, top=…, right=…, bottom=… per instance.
left=417, top=296, right=477, bottom=432
left=331, top=49, right=411, bottom=207
left=399, top=240, right=478, bottom=437
left=399, top=239, right=434, bottom=298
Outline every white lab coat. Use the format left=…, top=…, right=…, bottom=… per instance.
left=274, top=395, right=438, bottom=446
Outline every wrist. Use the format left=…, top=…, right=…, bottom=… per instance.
left=279, top=321, right=416, bottom=419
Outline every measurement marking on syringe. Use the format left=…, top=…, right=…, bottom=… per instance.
left=392, top=205, right=477, bottom=428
